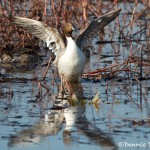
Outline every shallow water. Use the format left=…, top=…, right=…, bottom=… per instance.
left=0, top=40, right=150, bottom=150
left=0, top=1, right=150, bottom=150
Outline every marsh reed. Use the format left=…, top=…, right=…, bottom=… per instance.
left=0, top=0, right=149, bottom=80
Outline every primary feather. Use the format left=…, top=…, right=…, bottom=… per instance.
left=12, top=16, right=65, bottom=63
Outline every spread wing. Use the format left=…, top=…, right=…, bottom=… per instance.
left=12, top=16, right=65, bottom=63
left=76, top=9, right=122, bottom=50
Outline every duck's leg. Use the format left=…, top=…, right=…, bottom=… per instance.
left=60, top=74, right=65, bottom=96
left=64, top=80, right=73, bottom=94
left=60, top=74, right=75, bottom=97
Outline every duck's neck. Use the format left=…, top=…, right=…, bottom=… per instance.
left=65, top=36, right=77, bottom=53
left=66, top=36, right=74, bottom=44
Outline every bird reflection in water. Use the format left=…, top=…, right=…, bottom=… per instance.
left=8, top=82, right=117, bottom=149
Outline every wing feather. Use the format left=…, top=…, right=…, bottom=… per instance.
left=12, top=16, right=65, bottom=63
left=76, top=9, right=122, bottom=50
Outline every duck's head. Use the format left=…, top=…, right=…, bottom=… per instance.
left=63, top=23, right=75, bottom=37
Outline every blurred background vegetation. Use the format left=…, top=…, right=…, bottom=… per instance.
left=0, top=0, right=149, bottom=50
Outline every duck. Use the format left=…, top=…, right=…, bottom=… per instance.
left=12, top=9, right=121, bottom=83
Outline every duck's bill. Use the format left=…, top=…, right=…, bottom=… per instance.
left=72, top=26, right=80, bottom=31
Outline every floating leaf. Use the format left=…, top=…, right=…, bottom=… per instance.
left=80, top=100, right=86, bottom=106
left=92, top=93, right=100, bottom=104
left=115, top=99, right=121, bottom=104
left=69, top=94, right=78, bottom=106
left=93, top=103, right=100, bottom=113
left=72, top=93, right=78, bottom=101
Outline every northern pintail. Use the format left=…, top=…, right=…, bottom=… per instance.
left=12, top=9, right=121, bottom=82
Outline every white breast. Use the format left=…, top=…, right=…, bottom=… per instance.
left=58, top=37, right=86, bottom=81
